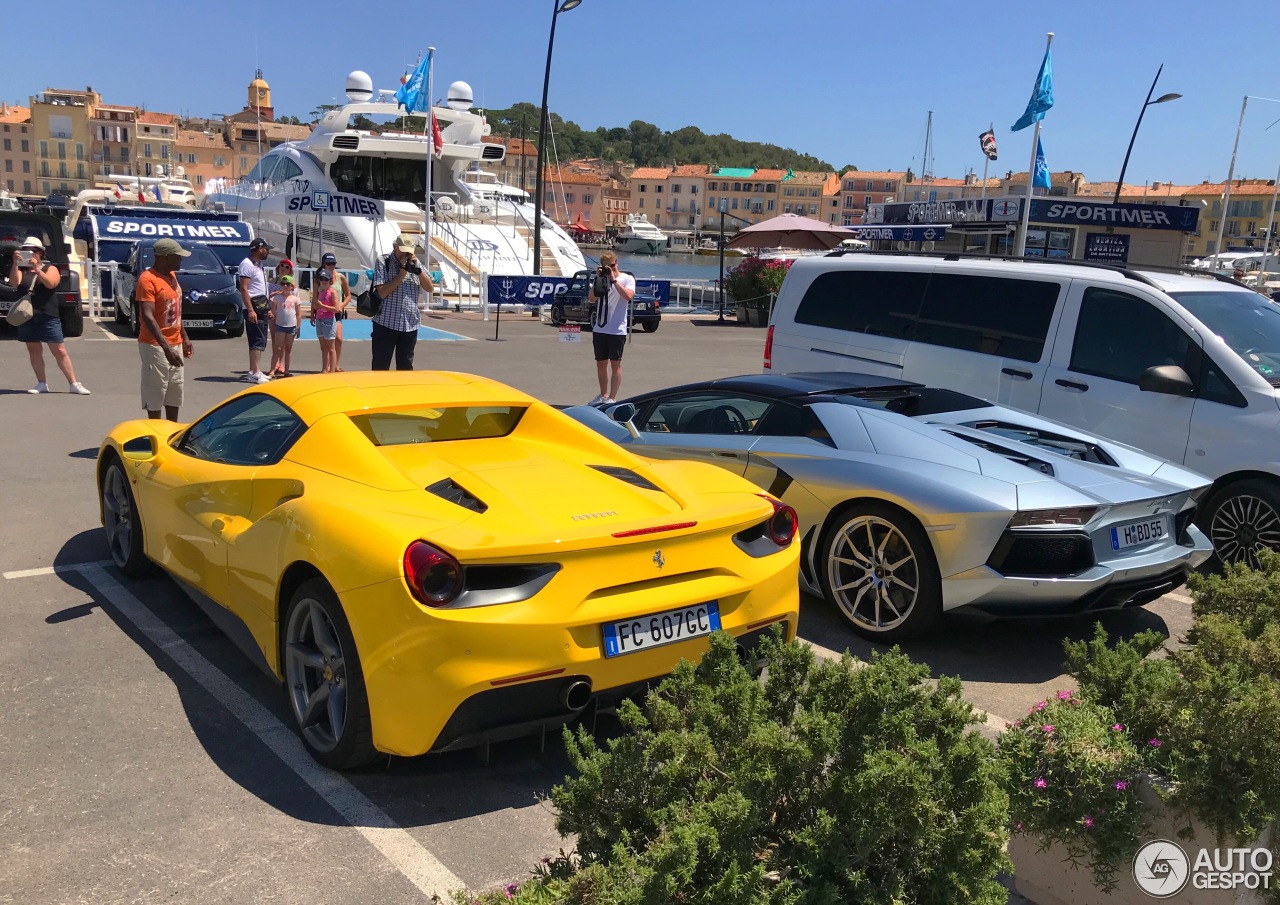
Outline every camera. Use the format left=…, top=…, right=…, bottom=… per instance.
left=402, top=257, right=422, bottom=276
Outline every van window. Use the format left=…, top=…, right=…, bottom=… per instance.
left=914, top=273, right=1059, bottom=363
left=793, top=270, right=928, bottom=339
left=1070, top=288, right=1193, bottom=384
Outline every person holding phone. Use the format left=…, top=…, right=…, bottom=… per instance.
left=585, top=250, right=634, bottom=405
left=8, top=237, right=90, bottom=395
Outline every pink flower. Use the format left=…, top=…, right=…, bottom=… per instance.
left=1033, top=778, right=1048, bottom=789
left=1016, top=822, right=1024, bottom=832
left=1042, top=725, right=1055, bottom=734
left=1149, top=738, right=1162, bottom=748
left=1057, top=690, right=1073, bottom=700
left=1114, top=780, right=1129, bottom=791
left=505, top=883, right=519, bottom=899
left=1033, top=701, right=1048, bottom=712
left=1083, top=816, right=1095, bottom=829
left=1111, top=723, right=1125, bottom=732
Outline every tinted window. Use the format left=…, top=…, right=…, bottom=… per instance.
left=140, top=243, right=225, bottom=274
left=178, top=395, right=304, bottom=465
left=349, top=406, right=525, bottom=446
left=1070, top=288, right=1193, bottom=384
left=640, top=393, right=771, bottom=435
left=755, top=401, right=831, bottom=441
left=793, top=269, right=928, bottom=339
left=913, top=273, right=1060, bottom=362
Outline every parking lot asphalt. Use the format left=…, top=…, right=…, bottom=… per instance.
left=0, top=312, right=1185, bottom=902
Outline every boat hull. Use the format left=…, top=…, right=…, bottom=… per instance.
left=616, top=237, right=668, bottom=255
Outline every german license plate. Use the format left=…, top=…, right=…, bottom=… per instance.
left=1110, top=516, right=1170, bottom=551
left=602, top=601, right=721, bottom=658
left=186, top=319, right=215, bottom=328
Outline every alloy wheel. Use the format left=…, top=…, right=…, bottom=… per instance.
left=285, top=597, right=348, bottom=754
left=101, top=464, right=133, bottom=569
left=1211, top=493, right=1280, bottom=570
left=827, top=515, right=921, bottom=634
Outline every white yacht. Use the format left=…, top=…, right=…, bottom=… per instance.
left=203, top=71, right=585, bottom=295
left=616, top=214, right=669, bottom=255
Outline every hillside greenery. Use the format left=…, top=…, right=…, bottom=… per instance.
left=483, top=102, right=834, bottom=172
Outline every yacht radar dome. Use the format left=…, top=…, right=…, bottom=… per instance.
left=446, top=81, right=474, bottom=111
left=345, top=71, right=374, bottom=103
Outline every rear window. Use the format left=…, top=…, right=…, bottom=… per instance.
left=793, top=269, right=928, bottom=339
left=0, top=217, right=61, bottom=258
left=349, top=406, right=526, bottom=446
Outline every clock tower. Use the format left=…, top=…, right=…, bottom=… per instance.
left=246, top=69, right=274, bottom=122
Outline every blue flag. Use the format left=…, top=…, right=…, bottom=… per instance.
left=1033, top=138, right=1051, bottom=189
left=1011, top=45, right=1054, bottom=132
left=153, top=184, right=163, bottom=202
left=395, top=52, right=432, bottom=113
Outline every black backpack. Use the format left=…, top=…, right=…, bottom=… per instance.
left=356, top=254, right=395, bottom=317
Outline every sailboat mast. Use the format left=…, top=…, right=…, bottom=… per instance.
left=921, top=111, right=933, bottom=202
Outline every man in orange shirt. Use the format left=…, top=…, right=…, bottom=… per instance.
left=136, top=238, right=194, bottom=420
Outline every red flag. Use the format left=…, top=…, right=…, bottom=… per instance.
left=431, top=112, right=443, bottom=159
left=137, top=189, right=147, bottom=203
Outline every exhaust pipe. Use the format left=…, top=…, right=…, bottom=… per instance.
left=561, top=679, right=592, bottom=712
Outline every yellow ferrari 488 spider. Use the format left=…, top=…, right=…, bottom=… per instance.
left=97, top=372, right=799, bottom=769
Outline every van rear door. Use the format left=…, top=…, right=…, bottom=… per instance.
left=901, top=269, right=1063, bottom=411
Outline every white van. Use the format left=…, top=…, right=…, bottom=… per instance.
left=765, top=253, right=1280, bottom=567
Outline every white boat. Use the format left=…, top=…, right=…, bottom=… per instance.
left=203, top=71, right=585, bottom=295
left=616, top=214, right=669, bottom=255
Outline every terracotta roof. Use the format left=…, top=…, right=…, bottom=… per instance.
left=840, top=171, right=906, bottom=181
left=630, top=167, right=672, bottom=180
left=262, top=122, right=312, bottom=141
left=672, top=164, right=710, bottom=177
left=543, top=167, right=603, bottom=186
left=901, top=177, right=968, bottom=187
left=1183, top=180, right=1280, bottom=197
left=176, top=129, right=229, bottom=149
left=138, top=111, right=176, bottom=125
left=750, top=169, right=788, bottom=182
left=786, top=170, right=830, bottom=185
left=1004, top=170, right=1087, bottom=184
left=822, top=173, right=841, bottom=195
left=0, top=104, right=30, bottom=124
left=93, top=104, right=136, bottom=115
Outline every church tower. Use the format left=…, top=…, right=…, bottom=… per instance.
left=247, top=69, right=274, bottom=122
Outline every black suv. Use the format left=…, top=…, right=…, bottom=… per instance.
left=0, top=212, right=84, bottom=337
left=114, top=238, right=245, bottom=338
left=549, top=269, right=661, bottom=333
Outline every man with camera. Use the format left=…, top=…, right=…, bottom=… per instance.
left=586, top=251, right=635, bottom=405
left=371, top=233, right=434, bottom=370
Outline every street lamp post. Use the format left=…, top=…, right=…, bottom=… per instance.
left=1212, top=96, right=1280, bottom=268
left=532, top=0, right=581, bottom=276
left=1113, top=65, right=1182, bottom=204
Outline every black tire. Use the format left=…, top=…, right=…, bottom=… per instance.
left=1198, top=478, right=1280, bottom=571
left=640, top=318, right=660, bottom=334
left=128, top=300, right=140, bottom=338
left=99, top=457, right=154, bottom=578
left=60, top=303, right=84, bottom=338
left=818, top=500, right=942, bottom=642
left=283, top=578, right=377, bottom=770
left=226, top=323, right=245, bottom=338
left=113, top=296, right=128, bottom=325
left=550, top=305, right=566, bottom=326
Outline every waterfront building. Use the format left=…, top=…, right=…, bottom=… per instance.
left=838, top=171, right=906, bottom=226
left=667, top=164, right=708, bottom=231
left=599, top=177, right=629, bottom=233
left=543, top=166, right=602, bottom=230
left=0, top=104, right=36, bottom=197
left=29, top=88, right=98, bottom=197
left=781, top=170, right=830, bottom=218
left=821, top=172, right=841, bottom=224
left=89, top=103, right=136, bottom=179
left=629, top=167, right=672, bottom=226
left=175, top=129, right=235, bottom=196
left=136, top=111, right=176, bottom=179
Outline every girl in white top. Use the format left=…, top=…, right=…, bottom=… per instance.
left=269, top=276, right=300, bottom=377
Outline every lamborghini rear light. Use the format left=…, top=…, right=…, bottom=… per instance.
left=763, top=324, right=774, bottom=370
left=759, top=494, right=798, bottom=546
left=1008, top=507, right=1099, bottom=529
left=403, top=541, right=463, bottom=607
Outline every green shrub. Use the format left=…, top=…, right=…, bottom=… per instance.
left=723, top=256, right=790, bottom=310
left=542, top=630, right=1010, bottom=905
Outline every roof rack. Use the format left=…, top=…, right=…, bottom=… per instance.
left=821, top=248, right=1248, bottom=290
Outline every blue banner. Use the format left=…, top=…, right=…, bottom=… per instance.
left=1029, top=200, right=1199, bottom=232
left=487, top=275, right=671, bottom=307
left=93, top=215, right=253, bottom=245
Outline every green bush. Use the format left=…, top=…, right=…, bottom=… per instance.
left=723, top=256, right=790, bottom=310
left=534, top=630, right=1010, bottom=905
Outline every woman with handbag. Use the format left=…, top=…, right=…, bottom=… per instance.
left=6, top=237, right=89, bottom=395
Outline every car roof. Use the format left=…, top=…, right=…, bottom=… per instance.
left=637, top=371, right=923, bottom=401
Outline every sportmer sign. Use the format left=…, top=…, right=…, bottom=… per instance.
left=1133, top=838, right=1273, bottom=897
left=1030, top=200, right=1201, bottom=232
left=863, top=196, right=1199, bottom=233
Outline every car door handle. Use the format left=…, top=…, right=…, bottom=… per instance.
left=1002, top=367, right=1033, bottom=380
left=1055, top=378, right=1090, bottom=392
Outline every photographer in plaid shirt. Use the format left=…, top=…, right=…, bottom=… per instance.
left=371, top=234, right=434, bottom=370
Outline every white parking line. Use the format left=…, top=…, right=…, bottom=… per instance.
left=3, top=560, right=113, bottom=580
left=91, top=317, right=123, bottom=340
left=72, top=563, right=466, bottom=900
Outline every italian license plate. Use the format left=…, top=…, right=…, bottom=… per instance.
left=602, top=601, right=721, bottom=658
left=1110, top=516, right=1170, bottom=551
left=186, top=319, right=215, bottom=328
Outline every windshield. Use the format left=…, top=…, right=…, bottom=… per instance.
left=141, top=243, right=226, bottom=274
left=330, top=154, right=426, bottom=203
left=1170, top=290, right=1280, bottom=382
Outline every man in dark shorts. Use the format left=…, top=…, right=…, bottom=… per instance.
left=237, top=237, right=272, bottom=383
left=586, top=251, right=635, bottom=405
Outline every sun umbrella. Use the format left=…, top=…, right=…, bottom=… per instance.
left=725, top=213, right=859, bottom=251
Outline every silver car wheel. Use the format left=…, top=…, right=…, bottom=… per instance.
left=827, top=515, right=921, bottom=634
left=285, top=596, right=348, bottom=754
left=101, top=463, right=133, bottom=569
left=1211, top=493, right=1280, bottom=570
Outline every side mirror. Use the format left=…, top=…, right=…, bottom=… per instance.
left=610, top=403, right=637, bottom=424
left=1138, top=365, right=1194, bottom=397
left=121, top=436, right=157, bottom=461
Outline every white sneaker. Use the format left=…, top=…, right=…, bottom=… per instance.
left=253, top=372, right=272, bottom=384
left=27, top=382, right=49, bottom=394
left=589, top=394, right=608, bottom=406
left=68, top=382, right=91, bottom=395
left=240, top=372, right=258, bottom=383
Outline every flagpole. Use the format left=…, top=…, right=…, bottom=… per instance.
left=980, top=122, right=991, bottom=203
left=424, top=47, right=435, bottom=283
left=1014, top=33, right=1053, bottom=257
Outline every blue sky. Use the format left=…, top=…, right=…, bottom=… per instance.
left=11, top=0, right=1280, bottom=187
